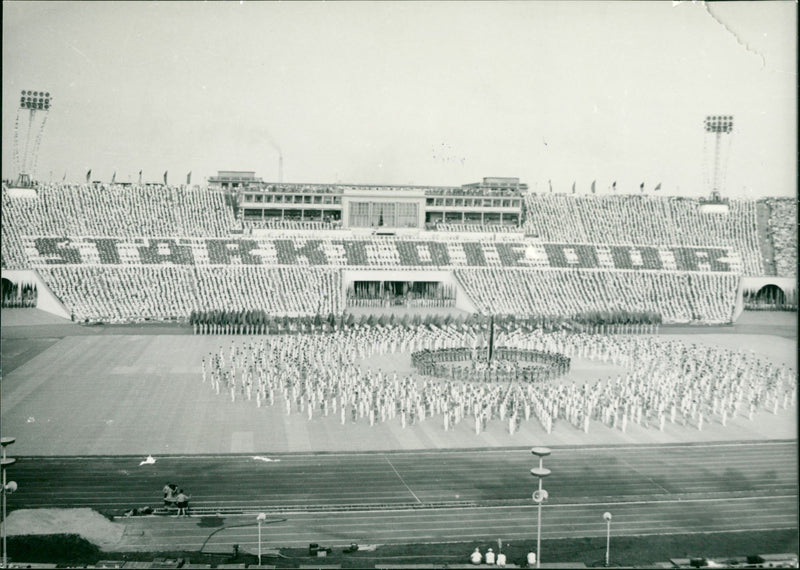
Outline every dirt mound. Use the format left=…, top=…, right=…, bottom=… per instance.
left=1, top=508, right=125, bottom=548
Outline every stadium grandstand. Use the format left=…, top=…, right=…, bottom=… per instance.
left=1, top=175, right=796, bottom=325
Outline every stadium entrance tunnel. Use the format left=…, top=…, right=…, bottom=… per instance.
left=744, top=283, right=796, bottom=311
left=1, top=278, right=13, bottom=296
left=740, top=276, right=797, bottom=312
left=755, top=284, right=786, bottom=304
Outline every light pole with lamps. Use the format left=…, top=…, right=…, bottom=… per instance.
left=603, top=511, right=612, bottom=567
left=1, top=436, right=17, bottom=569
left=530, top=446, right=551, bottom=569
left=256, top=512, right=267, bottom=566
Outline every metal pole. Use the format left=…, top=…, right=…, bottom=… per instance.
left=2, top=466, right=7, bottom=568
left=530, top=448, right=551, bottom=570
left=536, top=475, right=542, bottom=569
left=258, top=520, right=262, bottom=566
left=605, top=518, right=611, bottom=567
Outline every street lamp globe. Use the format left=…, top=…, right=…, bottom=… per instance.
left=530, top=467, right=551, bottom=478
left=530, top=447, right=551, bottom=458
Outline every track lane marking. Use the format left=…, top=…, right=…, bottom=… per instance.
left=127, top=526, right=800, bottom=551
left=384, top=454, right=422, bottom=504
left=24, top=440, right=790, bottom=460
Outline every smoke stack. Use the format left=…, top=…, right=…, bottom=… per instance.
left=278, top=154, right=283, bottom=183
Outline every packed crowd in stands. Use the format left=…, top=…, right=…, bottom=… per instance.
left=522, top=195, right=764, bottom=275
left=426, top=187, right=519, bottom=197
left=1, top=183, right=236, bottom=241
left=27, top=263, right=737, bottom=324
left=1, top=281, right=37, bottom=308
left=1, top=187, right=29, bottom=269
left=200, top=324, right=795, bottom=436
left=456, top=269, right=738, bottom=324
left=3, top=182, right=795, bottom=275
left=347, top=297, right=456, bottom=309
left=242, top=219, right=342, bottom=232
left=38, top=266, right=341, bottom=323
left=261, top=184, right=342, bottom=194
left=2, top=182, right=796, bottom=326
left=433, top=223, right=520, bottom=233
left=764, top=197, right=797, bottom=278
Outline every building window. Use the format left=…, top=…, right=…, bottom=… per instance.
left=396, top=202, right=418, bottom=228
left=349, top=201, right=371, bottom=227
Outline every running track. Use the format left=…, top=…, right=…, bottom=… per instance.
left=7, top=441, right=796, bottom=513
left=5, top=441, right=798, bottom=551
left=120, top=496, right=798, bottom=551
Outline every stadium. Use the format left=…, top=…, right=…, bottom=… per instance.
left=1, top=166, right=797, bottom=566
left=1, top=2, right=798, bottom=569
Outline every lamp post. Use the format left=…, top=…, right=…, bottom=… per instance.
left=256, top=512, right=267, bottom=566
left=1, top=436, right=16, bottom=569
left=603, top=512, right=612, bottom=567
left=530, top=446, right=551, bottom=569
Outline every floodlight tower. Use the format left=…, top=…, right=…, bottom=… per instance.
left=13, top=90, right=52, bottom=187
left=703, top=115, right=733, bottom=199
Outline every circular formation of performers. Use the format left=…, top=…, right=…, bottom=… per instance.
left=411, top=347, right=570, bottom=383
left=200, top=324, right=795, bottom=436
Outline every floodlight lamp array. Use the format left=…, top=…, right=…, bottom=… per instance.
left=19, top=90, right=51, bottom=111
left=704, top=115, right=733, bottom=133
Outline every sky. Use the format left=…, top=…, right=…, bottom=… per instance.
left=2, top=1, right=796, bottom=196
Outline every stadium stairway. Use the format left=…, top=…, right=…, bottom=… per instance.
left=755, top=201, right=776, bottom=276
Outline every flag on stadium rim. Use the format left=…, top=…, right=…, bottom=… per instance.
left=591, top=180, right=596, bottom=194
left=111, top=171, right=116, bottom=184
left=654, top=182, right=662, bottom=191
left=571, top=181, right=576, bottom=194
left=138, top=170, right=143, bottom=184
left=62, top=172, right=66, bottom=181
left=612, top=181, right=617, bottom=191
left=187, top=171, right=192, bottom=185
left=548, top=179, right=553, bottom=193
left=86, top=169, right=91, bottom=183
left=163, top=171, right=168, bottom=185
left=640, top=181, right=645, bottom=192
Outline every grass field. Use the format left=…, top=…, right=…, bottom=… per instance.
left=0, top=309, right=797, bottom=563
left=1, top=311, right=796, bottom=455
